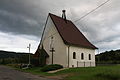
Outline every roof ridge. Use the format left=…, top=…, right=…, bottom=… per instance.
left=49, top=13, right=72, bottom=22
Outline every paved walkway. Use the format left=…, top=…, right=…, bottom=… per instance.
left=0, top=65, right=54, bottom=80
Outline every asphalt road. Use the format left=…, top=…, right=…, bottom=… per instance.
left=0, top=65, right=54, bottom=80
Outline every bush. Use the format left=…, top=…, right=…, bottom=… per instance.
left=41, top=64, right=63, bottom=72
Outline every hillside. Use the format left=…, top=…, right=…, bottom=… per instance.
left=0, top=50, right=33, bottom=64
left=96, top=49, right=120, bottom=64
left=0, top=50, right=30, bottom=59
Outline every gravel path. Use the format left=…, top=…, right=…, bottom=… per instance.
left=0, top=65, right=54, bottom=80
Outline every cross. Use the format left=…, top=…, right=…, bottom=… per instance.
left=27, top=44, right=31, bottom=65
left=50, top=48, right=55, bottom=64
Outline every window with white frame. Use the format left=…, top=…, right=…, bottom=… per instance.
left=89, top=54, right=91, bottom=60
left=81, top=53, right=84, bottom=60
left=73, top=52, right=76, bottom=59
left=50, top=36, right=54, bottom=49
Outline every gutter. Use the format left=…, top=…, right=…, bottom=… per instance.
left=68, top=45, right=70, bottom=68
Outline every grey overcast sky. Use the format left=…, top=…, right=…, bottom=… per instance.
left=0, top=0, right=120, bottom=53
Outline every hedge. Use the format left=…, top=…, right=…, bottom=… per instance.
left=41, top=64, right=63, bottom=72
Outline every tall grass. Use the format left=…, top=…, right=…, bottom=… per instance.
left=55, top=65, right=120, bottom=80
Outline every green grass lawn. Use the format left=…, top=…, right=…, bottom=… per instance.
left=55, top=65, right=120, bottom=80
left=9, top=64, right=120, bottom=80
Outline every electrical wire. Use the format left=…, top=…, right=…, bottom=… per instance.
left=41, top=0, right=111, bottom=43
left=74, top=0, right=110, bottom=22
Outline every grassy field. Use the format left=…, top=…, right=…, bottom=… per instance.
left=9, top=64, right=120, bottom=80
left=55, top=65, right=120, bottom=80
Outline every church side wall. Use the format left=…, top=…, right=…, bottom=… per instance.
left=42, top=16, right=68, bottom=67
left=68, top=46, right=96, bottom=67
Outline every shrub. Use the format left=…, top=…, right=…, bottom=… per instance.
left=41, top=64, right=63, bottom=72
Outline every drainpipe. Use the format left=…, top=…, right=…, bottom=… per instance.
left=68, top=45, right=70, bottom=68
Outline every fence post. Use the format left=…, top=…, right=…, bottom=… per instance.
left=77, top=61, right=78, bottom=67
left=84, top=62, right=85, bottom=67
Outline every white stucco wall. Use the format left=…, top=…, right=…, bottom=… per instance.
left=68, top=46, right=96, bottom=67
left=42, top=16, right=68, bottom=67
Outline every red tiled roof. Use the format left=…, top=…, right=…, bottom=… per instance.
left=49, top=13, right=97, bottom=49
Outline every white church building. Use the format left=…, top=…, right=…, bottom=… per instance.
left=35, top=10, right=98, bottom=68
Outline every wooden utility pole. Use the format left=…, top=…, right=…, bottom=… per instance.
left=50, top=48, right=55, bottom=64
left=27, top=44, right=31, bottom=65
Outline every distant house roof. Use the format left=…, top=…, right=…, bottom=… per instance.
left=49, top=13, right=97, bottom=49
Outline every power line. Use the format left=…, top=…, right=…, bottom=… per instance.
left=74, top=0, right=110, bottom=22
left=41, top=0, right=111, bottom=43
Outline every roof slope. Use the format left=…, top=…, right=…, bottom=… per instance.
left=49, top=13, right=97, bottom=49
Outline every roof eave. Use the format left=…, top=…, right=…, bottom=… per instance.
left=65, top=42, right=98, bottom=49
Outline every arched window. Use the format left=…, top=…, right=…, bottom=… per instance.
left=89, top=54, right=91, bottom=60
left=81, top=53, right=84, bottom=60
left=50, top=36, right=54, bottom=49
left=73, top=52, right=76, bottom=59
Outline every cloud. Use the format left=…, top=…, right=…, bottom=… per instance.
left=0, top=32, right=39, bottom=53
left=96, top=37, right=120, bottom=52
left=0, top=0, right=120, bottom=53
left=0, top=9, right=44, bottom=37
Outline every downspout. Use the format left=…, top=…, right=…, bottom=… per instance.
left=68, top=45, right=70, bottom=68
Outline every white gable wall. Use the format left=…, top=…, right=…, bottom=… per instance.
left=42, top=16, right=68, bottom=67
